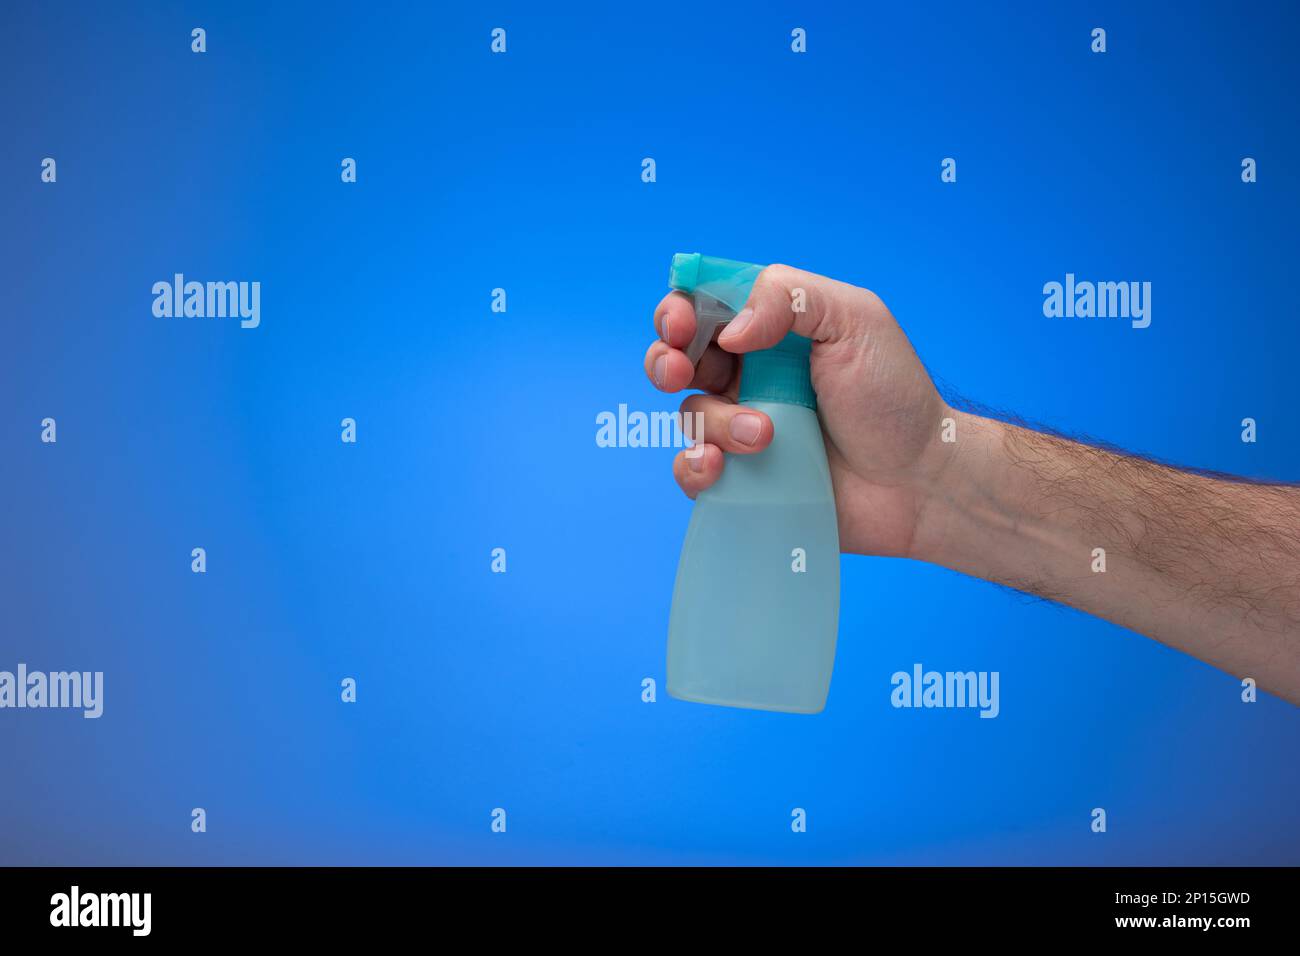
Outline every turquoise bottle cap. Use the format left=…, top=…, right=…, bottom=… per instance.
left=668, top=253, right=761, bottom=313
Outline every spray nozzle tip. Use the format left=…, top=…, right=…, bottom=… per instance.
left=669, top=252, right=701, bottom=292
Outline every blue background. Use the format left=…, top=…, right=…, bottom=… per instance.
left=2, top=1, right=1297, bottom=865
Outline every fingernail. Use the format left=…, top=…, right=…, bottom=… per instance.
left=652, top=354, right=667, bottom=388
left=687, top=448, right=705, bottom=472
left=729, top=413, right=763, bottom=446
left=720, top=308, right=753, bottom=342
left=662, top=314, right=672, bottom=344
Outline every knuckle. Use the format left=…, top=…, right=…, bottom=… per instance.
left=753, top=264, right=785, bottom=297
left=853, top=284, right=881, bottom=308
left=763, top=262, right=794, bottom=283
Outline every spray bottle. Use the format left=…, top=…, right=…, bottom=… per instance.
left=665, top=253, right=840, bottom=713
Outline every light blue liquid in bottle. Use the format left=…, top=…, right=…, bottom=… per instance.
left=665, top=255, right=840, bottom=714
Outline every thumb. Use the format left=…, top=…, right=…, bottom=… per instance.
left=716, top=263, right=852, bottom=354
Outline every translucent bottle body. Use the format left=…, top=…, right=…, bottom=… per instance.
left=667, top=401, right=840, bottom=714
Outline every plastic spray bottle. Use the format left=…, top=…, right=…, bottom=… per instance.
left=665, top=253, right=840, bottom=714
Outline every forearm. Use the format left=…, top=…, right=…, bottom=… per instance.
left=911, top=410, right=1300, bottom=704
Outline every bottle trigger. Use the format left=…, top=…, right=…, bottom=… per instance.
left=684, top=291, right=735, bottom=366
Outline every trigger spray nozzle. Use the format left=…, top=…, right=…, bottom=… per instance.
left=668, top=252, right=764, bottom=366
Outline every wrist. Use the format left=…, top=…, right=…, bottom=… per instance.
left=908, top=410, right=1076, bottom=574
left=908, top=408, right=995, bottom=566
left=910, top=408, right=1109, bottom=613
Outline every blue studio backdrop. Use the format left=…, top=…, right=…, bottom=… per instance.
left=2, top=1, right=1297, bottom=865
